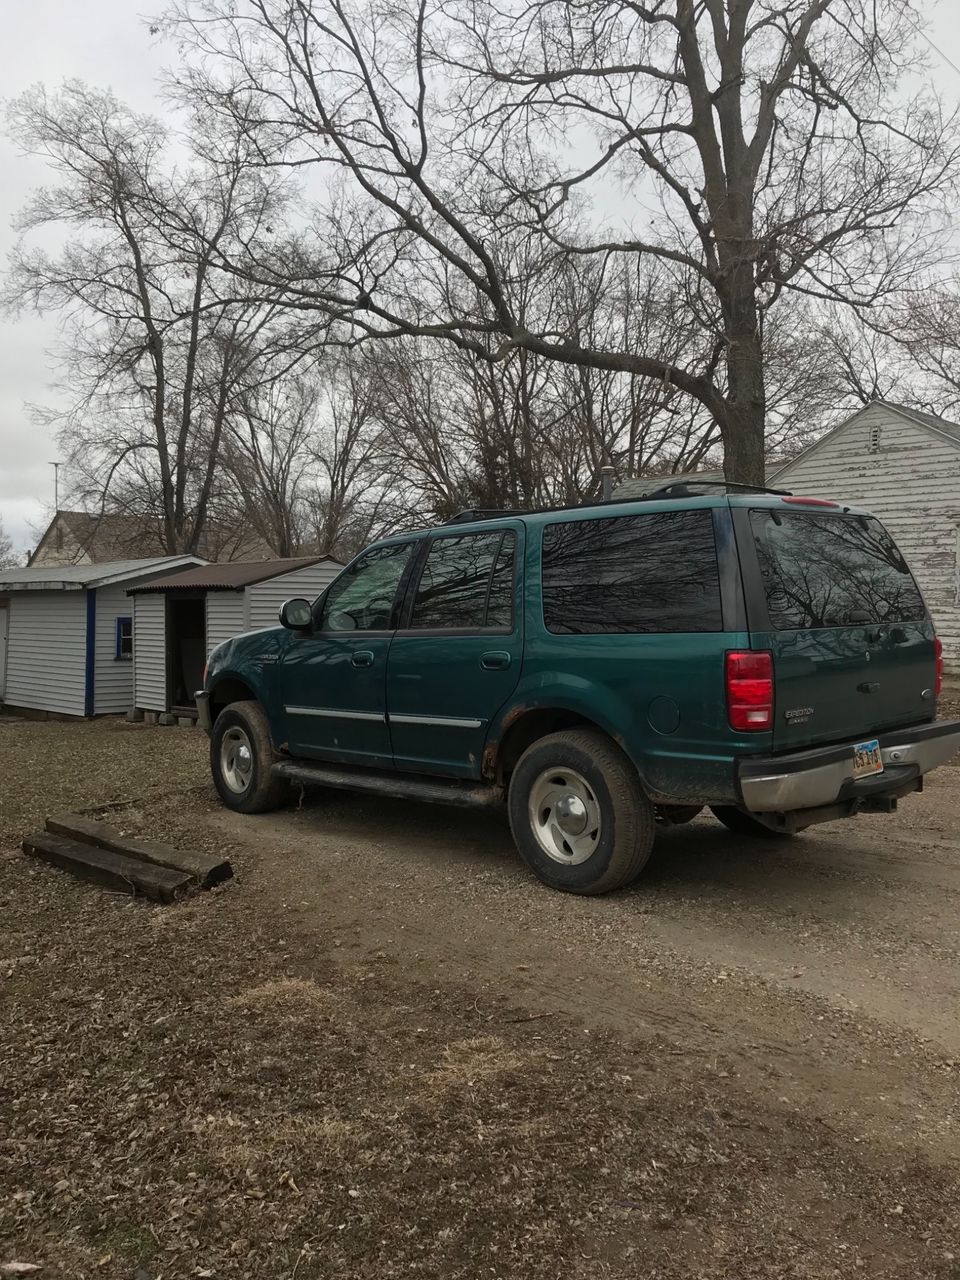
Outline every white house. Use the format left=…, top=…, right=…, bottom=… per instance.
left=771, top=400, right=960, bottom=671
left=126, top=556, right=344, bottom=716
left=0, top=557, right=204, bottom=718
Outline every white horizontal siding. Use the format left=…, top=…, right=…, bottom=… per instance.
left=93, top=583, right=135, bottom=714
left=206, top=592, right=246, bottom=656
left=4, top=591, right=87, bottom=715
left=134, top=594, right=167, bottom=712
left=245, top=562, right=340, bottom=632
left=775, top=405, right=960, bottom=671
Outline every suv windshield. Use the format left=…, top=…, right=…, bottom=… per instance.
left=750, top=509, right=926, bottom=630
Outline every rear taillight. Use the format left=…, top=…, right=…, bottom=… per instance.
left=935, top=636, right=943, bottom=699
left=726, top=650, right=774, bottom=732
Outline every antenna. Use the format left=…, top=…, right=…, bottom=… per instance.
left=50, top=461, right=60, bottom=511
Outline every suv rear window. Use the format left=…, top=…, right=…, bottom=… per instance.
left=541, top=510, right=722, bottom=635
left=749, top=509, right=926, bottom=629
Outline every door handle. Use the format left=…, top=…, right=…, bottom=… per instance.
left=480, top=651, right=511, bottom=671
left=351, top=650, right=375, bottom=668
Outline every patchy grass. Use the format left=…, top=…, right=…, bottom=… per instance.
left=0, top=717, right=206, bottom=848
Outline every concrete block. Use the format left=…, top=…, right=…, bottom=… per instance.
left=158, top=712, right=176, bottom=726
left=126, top=708, right=145, bottom=723
left=143, top=711, right=159, bottom=726
left=176, top=716, right=195, bottom=729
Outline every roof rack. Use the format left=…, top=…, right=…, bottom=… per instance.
left=443, top=508, right=526, bottom=525
left=642, top=480, right=792, bottom=499
left=441, top=483, right=791, bottom=527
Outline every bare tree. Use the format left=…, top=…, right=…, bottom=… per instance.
left=4, top=81, right=289, bottom=553
left=0, top=516, right=19, bottom=569
left=307, top=354, right=403, bottom=555
left=162, top=0, right=959, bottom=484
left=891, top=285, right=960, bottom=418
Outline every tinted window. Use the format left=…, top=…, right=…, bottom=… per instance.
left=411, top=531, right=515, bottom=629
left=319, top=542, right=414, bottom=632
left=541, top=510, right=722, bottom=634
left=485, top=534, right=515, bottom=627
left=750, top=510, right=926, bottom=629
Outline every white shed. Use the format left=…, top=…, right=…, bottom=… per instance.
left=771, top=400, right=960, bottom=672
left=126, top=556, right=344, bottom=716
left=0, top=557, right=204, bottom=718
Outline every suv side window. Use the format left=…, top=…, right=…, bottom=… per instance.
left=318, top=542, right=414, bottom=632
left=541, top=510, right=722, bottom=634
left=410, top=530, right=516, bottom=630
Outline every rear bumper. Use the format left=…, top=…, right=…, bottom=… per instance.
left=195, top=690, right=212, bottom=736
left=739, top=720, right=960, bottom=813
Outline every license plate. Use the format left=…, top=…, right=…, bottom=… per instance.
left=853, top=738, right=884, bottom=779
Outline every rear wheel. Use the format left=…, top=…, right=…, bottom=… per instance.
left=508, top=729, right=656, bottom=894
left=211, top=701, right=289, bottom=814
left=710, top=805, right=797, bottom=840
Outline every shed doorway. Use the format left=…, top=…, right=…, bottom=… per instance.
left=166, top=595, right=206, bottom=713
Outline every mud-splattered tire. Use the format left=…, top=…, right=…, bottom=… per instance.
left=211, top=701, right=289, bottom=814
left=710, top=805, right=797, bottom=840
left=507, top=729, right=656, bottom=894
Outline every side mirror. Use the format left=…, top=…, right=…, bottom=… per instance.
left=279, top=597, right=313, bottom=631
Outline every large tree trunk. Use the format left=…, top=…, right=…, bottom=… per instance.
left=719, top=273, right=767, bottom=486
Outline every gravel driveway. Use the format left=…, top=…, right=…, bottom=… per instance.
left=1, top=716, right=959, bottom=1279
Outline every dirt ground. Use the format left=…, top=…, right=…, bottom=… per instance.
left=2, top=717, right=960, bottom=1279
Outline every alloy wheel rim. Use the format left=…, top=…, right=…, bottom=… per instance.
left=221, top=726, right=254, bottom=794
left=528, top=766, right=602, bottom=865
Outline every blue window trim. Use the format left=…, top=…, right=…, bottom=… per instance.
left=84, top=589, right=96, bottom=717
left=115, top=615, right=133, bottom=661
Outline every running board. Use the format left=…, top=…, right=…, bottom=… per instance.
left=271, top=760, right=504, bottom=808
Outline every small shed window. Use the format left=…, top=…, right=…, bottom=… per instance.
left=869, top=424, right=882, bottom=451
left=115, top=616, right=133, bottom=661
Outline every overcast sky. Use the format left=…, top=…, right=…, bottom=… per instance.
left=1, top=2, right=960, bottom=555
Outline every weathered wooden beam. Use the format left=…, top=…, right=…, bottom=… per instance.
left=22, top=832, right=193, bottom=903
left=45, top=814, right=232, bottom=888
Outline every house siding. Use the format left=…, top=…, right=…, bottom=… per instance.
left=245, top=562, right=340, bottom=632
left=93, top=583, right=135, bottom=714
left=773, top=404, right=960, bottom=671
left=134, top=593, right=167, bottom=711
left=4, top=591, right=87, bottom=716
left=206, top=592, right=247, bottom=656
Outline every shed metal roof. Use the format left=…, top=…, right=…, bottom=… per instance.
left=0, top=555, right=205, bottom=593
left=127, top=555, right=342, bottom=593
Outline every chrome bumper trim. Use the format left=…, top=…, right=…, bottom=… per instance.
left=740, top=724, right=960, bottom=813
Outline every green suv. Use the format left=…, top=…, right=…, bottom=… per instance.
left=197, top=484, right=960, bottom=894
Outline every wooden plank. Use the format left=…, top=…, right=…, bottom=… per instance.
left=22, top=832, right=192, bottom=903
left=45, top=813, right=232, bottom=888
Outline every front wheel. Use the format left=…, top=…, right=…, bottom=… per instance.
left=508, top=729, right=656, bottom=894
left=211, top=701, right=290, bottom=814
left=710, top=805, right=797, bottom=840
